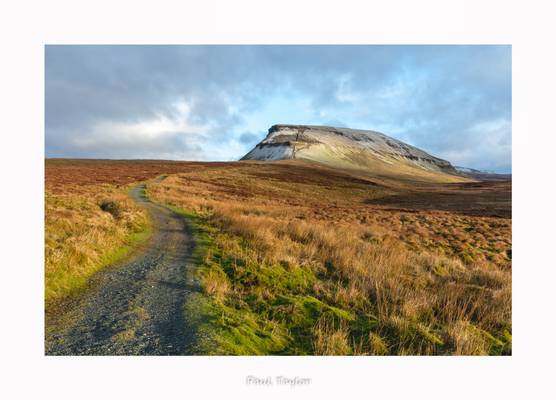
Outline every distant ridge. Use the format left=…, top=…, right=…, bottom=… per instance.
left=455, top=166, right=512, bottom=181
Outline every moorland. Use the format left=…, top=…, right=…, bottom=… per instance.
left=45, top=159, right=511, bottom=355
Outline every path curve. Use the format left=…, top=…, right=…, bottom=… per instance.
left=46, top=183, right=197, bottom=355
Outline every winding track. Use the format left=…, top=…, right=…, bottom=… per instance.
left=46, top=183, right=197, bottom=355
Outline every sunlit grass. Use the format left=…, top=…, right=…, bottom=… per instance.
left=147, top=164, right=511, bottom=355
left=45, top=184, right=151, bottom=312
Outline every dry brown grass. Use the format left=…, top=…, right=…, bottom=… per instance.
left=45, top=161, right=151, bottom=316
left=44, top=159, right=511, bottom=354
left=314, top=317, right=352, bottom=355
left=147, top=161, right=511, bottom=355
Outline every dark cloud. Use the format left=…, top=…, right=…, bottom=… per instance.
left=45, top=45, right=511, bottom=172
left=238, top=132, right=262, bottom=145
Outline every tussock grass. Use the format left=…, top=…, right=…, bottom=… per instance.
left=45, top=184, right=150, bottom=313
left=147, top=164, right=511, bottom=355
left=44, top=160, right=510, bottom=355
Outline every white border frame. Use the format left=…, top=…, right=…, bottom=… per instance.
left=2, top=0, right=555, bottom=398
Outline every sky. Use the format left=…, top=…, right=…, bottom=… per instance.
left=45, top=45, right=511, bottom=172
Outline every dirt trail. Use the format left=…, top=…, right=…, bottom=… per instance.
left=46, top=183, right=198, bottom=355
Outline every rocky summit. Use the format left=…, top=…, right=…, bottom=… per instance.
left=241, top=124, right=458, bottom=177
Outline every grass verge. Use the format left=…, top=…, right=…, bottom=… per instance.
left=148, top=167, right=511, bottom=355
left=45, top=184, right=152, bottom=319
left=170, top=206, right=511, bottom=355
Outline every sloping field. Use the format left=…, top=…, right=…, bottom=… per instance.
left=146, top=160, right=512, bottom=355
left=45, top=159, right=511, bottom=355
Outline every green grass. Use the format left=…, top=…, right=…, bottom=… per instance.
left=168, top=207, right=289, bottom=355
left=167, top=206, right=371, bottom=355
left=169, top=206, right=512, bottom=355
left=146, top=166, right=510, bottom=356
left=45, top=187, right=153, bottom=315
left=48, top=219, right=152, bottom=308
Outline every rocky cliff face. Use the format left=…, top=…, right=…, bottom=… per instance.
left=241, top=124, right=458, bottom=175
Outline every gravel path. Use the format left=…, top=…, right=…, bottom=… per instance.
left=46, top=183, right=198, bottom=355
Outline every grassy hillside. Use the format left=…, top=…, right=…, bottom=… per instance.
left=45, top=162, right=154, bottom=320
left=45, top=186, right=150, bottom=306
left=44, top=160, right=226, bottom=314
left=45, top=159, right=511, bottom=355
left=146, top=161, right=511, bottom=355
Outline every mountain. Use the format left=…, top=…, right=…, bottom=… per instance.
left=455, top=166, right=487, bottom=174
left=455, top=166, right=512, bottom=181
left=241, top=124, right=461, bottom=181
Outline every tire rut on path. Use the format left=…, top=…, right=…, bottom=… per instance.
left=46, top=183, right=198, bottom=355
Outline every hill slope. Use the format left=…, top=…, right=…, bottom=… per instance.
left=455, top=166, right=512, bottom=181
left=242, top=124, right=463, bottom=182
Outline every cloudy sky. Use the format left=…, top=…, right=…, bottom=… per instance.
left=45, top=45, right=511, bottom=172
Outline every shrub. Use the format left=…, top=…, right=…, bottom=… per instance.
left=99, top=199, right=123, bottom=219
